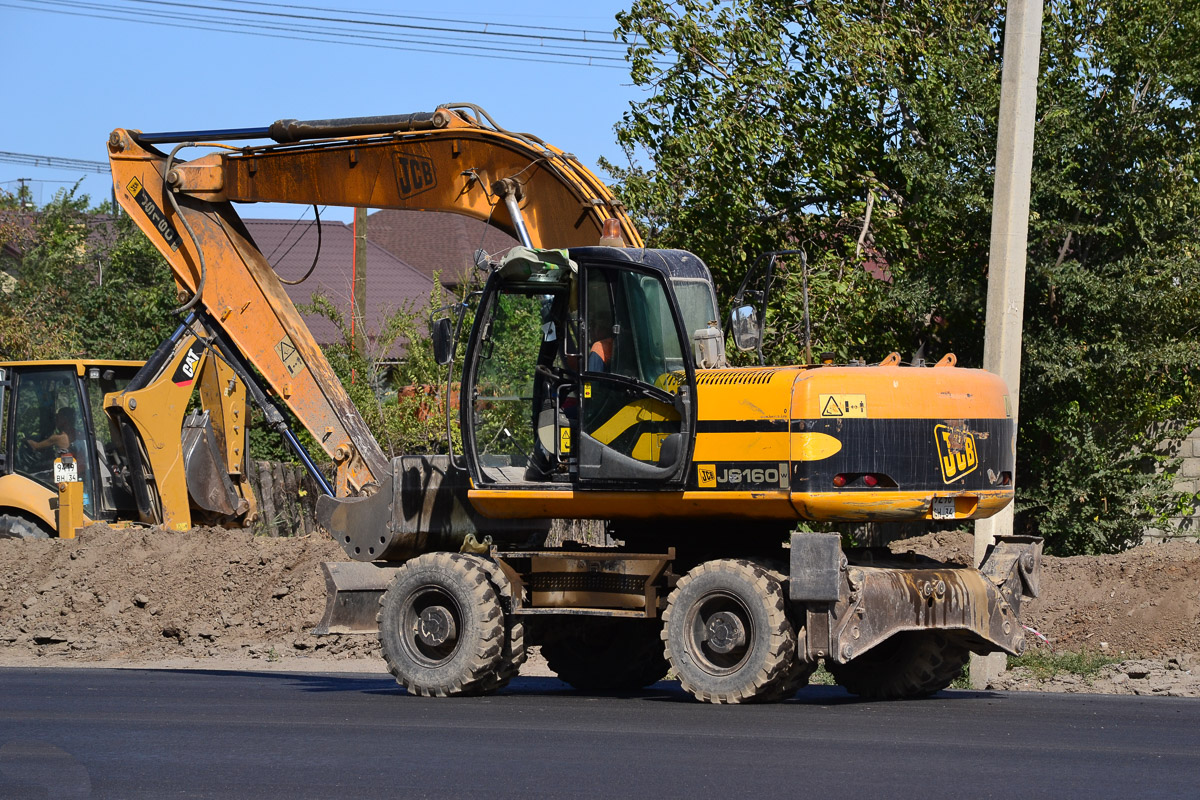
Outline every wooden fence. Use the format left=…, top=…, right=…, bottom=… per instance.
left=244, top=460, right=324, bottom=537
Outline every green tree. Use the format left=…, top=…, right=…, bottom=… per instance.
left=0, top=187, right=177, bottom=360
left=300, top=278, right=458, bottom=459
left=610, top=0, right=1200, bottom=553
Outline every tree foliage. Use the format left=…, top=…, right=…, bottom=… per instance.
left=299, top=280, right=458, bottom=460
left=0, top=187, right=177, bottom=360
left=610, top=0, right=1200, bottom=553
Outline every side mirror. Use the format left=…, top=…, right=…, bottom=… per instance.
left=431, top=317, right=454, bottom=365
left=729, top=305, right=760, bottom=352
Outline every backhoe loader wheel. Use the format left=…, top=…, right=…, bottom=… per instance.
left=663, top=559, right=797, bottom=704
left=377, top=553, right=506, bottom=697
left=478, top=558, right=526, bottom=691
left=541, top=618, right=669, bottom=691
left=0, top=513, right=51, bottom=540
left=826, top=632, right=970, bottom=700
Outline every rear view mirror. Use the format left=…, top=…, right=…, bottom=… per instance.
left=729, top=305, right=760, bottom=352
left=431, top=317, right=454, bottom=365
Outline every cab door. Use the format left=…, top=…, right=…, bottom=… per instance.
left=575, top=261, right=696, bottom=488
left=7, top=366, right=96, bottom=515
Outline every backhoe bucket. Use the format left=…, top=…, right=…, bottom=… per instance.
left=181, top=411, right=245, bottom=517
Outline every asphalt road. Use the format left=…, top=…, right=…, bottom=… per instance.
left=0, top=668, right=1196, bottom=799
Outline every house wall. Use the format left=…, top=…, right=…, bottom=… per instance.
left=1146, top=426, right=1200, bottom=543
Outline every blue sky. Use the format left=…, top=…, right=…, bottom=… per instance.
left=1, top=1, right=644, bottom=220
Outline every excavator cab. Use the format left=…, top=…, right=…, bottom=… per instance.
left=461, top=247, right=703, bottom=490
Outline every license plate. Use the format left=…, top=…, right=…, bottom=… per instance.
left=54, top=458, right=79, bottom=484
left=931, top=497, right=956, bottom=520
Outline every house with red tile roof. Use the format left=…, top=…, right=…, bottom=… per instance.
left=244, top=218, right=436, bottom=358
left=2, top=210, right=435, bottom=358
left=366, top=209, right=520, bottom=289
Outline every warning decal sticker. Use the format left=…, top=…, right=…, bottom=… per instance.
left=126, top=176, right=182, bottom=252
left=819, top=394, right=867, bottom=418
left=275, top=336, right=305, bottom=377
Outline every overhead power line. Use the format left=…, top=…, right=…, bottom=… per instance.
left=6, top=0, right=651, bottom=69
left=0, top=151, right=111, bottom=173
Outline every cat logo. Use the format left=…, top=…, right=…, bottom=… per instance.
left=935, top=424, right=979, bottom=483
left=170, top=341, right=206, bottom=386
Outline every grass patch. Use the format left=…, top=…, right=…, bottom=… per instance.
left=1007, top=648, right=1119, bottom=680
left=950, top=662, right=972, bottom=689
left=808, top=664, right=836, bottom=686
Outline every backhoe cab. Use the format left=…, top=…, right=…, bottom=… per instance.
left=0, top=359, right=140, bottom=537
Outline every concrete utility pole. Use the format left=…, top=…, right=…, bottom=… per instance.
left=352, top=207, right=369, bottom=361
left=971, top=0, right=1043, bottom=689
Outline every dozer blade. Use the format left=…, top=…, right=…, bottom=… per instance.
left=312, top=561, right=399, bottom=634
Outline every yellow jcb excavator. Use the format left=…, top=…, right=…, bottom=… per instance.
left=100, top=103, right=1041, bottom=702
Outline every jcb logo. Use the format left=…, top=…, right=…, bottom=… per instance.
left=395, top=154, right=436, bottom=198
left=935, top=424, right=979, bottom=483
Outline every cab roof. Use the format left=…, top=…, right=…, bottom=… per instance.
left=0, top=360, right=144, bottom=375
left=568, top=247, right=715, bottom=283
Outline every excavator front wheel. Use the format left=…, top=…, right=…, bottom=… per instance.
left=663, top=559, right=798, bottom=704
left=377, top=552, right=507, bottom=697
left=477, top=557, right=527, bottom=692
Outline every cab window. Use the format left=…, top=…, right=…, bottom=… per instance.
left=12, top=368, right=95, bottom=514
left=580, top=266, right=688, bottom=477
left=470, top=289, right=560, bottom=482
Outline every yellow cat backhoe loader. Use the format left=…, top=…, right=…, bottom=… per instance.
left=0, top=324, right=255, bottom=538
left=104, top=104, right=1041, bottom=702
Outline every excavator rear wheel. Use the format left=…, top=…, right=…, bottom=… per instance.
left=541, top=618, right=669, bottom=691
left=663, top=559, right=797, bottom=704
left=377, top=552, right=506, bottom=697
left=826, top=631, right=970, bottom=699
left=0, top=513, right=51, bottom=540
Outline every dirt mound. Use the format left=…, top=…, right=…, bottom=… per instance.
left=2, top=525, right=1197, bottom=695
left=0, top=525, right=379, bottom=667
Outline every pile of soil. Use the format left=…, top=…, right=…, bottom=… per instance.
left=0, top=525, right=380, bottom=668
left=1, top=525, right=1197, bottom=695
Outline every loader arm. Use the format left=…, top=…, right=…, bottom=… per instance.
left=107, top=106, right=638, bottom=498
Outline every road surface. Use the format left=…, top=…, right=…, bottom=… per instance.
left=0, top=668, right=1196, bottom=798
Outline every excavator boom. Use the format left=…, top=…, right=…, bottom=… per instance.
left=108, top=106, right=637, bottom=501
